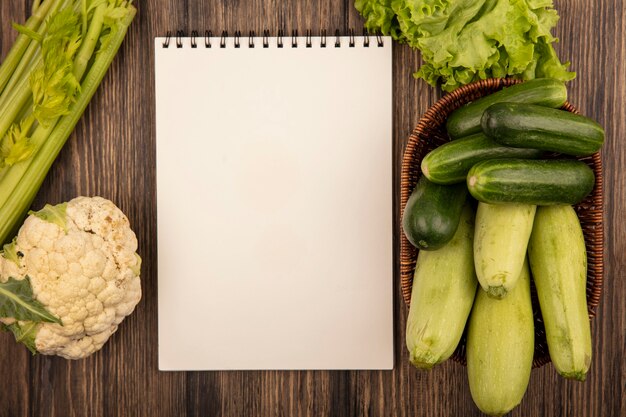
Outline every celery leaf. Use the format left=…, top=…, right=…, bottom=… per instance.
left=12, top=23, right=43, bottom=43
left=30, top=8, right=83, bottom=126
left=0, top=117, right=36, bottom=168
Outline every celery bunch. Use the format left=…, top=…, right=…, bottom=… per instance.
left=0, top=0, right=136, bottom=243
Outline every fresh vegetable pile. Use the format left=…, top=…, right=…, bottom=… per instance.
left=354, top=0, right=575, bottom=91
left=402, top=79, right=604, bottom=416
left=0, top=1, right=139, bottom=359
left=0, top=0, right=136, bottom=245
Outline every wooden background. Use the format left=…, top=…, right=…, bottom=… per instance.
left=0, top=1, right=624, bottom=416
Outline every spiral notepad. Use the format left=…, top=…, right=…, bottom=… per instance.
left=155, top=30, right=393, bottom=370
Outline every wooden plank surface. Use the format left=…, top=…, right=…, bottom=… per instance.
left=0, top=1, right=624, bottom=416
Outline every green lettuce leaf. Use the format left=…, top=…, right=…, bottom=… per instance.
left=355, top=0, right=575, bottom=91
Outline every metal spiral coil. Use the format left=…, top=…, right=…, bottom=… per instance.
left=162, top=29, right=386, bottom=49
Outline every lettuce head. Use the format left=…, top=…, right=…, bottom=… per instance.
left=355, top=0, right=575, bottom=91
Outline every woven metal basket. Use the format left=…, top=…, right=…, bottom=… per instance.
left=400, top=78, right=604, bottom=368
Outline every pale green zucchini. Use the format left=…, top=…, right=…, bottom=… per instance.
left=474, top=202, right=536, bottom=299
left=406, top=204, right=477, bottom=369
left=528, top=205, right=592, bottom=381
left=467, top=261, right=534, bottom=416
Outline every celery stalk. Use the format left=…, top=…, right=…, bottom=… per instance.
left=0, top=0, right=74, bottom=109
left=0, top=5, right=136, bottom=243
left=0, top=0, right=58, bottom=95
left=0, top=4, right=107, bottom=208
left=0, top=46, right=40, bottom=111
left=73, top=3, right=106, bottom=80
left=0, top=77, right=33, bottom=141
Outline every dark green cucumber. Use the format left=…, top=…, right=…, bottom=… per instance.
left=467, top=159, right=595, bottom=205
left=402, top=176, right=467, bottom=250
left=446, top=79, right=567, bottom=139
left=482, top=103, right=605, bottom=156
left=421, top=133, right=543, bottom=184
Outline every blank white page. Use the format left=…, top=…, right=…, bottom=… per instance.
left=155, top=35, right=393, bottom=370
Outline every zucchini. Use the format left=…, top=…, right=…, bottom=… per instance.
left=402, top=176, right=467, bottom=250
left=528, top=205, right=592, bottom=381
left=406, top=204, right=477, bottom=369
left=421, top=133, right=543, bottom=184
left=446, top=79, right=567, bottom=139
left=467, top=260, right=534, bottom=417
left=474, top=202, right=536, bottom=299
left=467, top=159, right=595, bottom=205
left=482, top=102, right=605, bottom=156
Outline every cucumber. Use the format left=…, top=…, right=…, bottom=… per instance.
left=402, top=176, right=467, bottom=250
left=467, top=159, right=595, bottom=205
left=482, top=102, right=605, bottom=156
left=528, top=205, right=592, bottom=381
left=446, top=79, right=567, bottom=139
left=467, top=260, right=534, bottom=416
left=421, top=133, right=543, bottom=184
left=406, top=205, right=477, bottom=369
left=474, top=202, right=536, bottom=299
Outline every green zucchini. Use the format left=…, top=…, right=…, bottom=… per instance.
left=402, top=176, right=467, bottom=250
left=482, top=102, right=605, bottom=156
left=446, top=79, right=567, bottom=139
left=406, top=204, right=477, bottom=369
left=467, top=260, right=534, bottom=416
left=467, top=159, right=595, bottom=205
left=421, top=133, right=543, bottom=184
left=474, top=202, right=536, bottom=299
left=528, top=205, right=592, bottom=381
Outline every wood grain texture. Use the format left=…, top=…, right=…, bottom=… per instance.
left=0, top=0, right=624, bottom=416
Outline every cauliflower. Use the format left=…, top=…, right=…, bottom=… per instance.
left=0, top=196, right=141, bottom=359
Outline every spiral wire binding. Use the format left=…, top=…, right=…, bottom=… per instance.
left=263, top=30, right=270, bottom=48
left=176, top=30, right=184, bottom=48
left=161, top=29, right=386, bottom=49
left=277, top=29, right=284, bottom=48
left=249, top=31, right=255, bottom=48
left=163, top=30, right=171, bottom=48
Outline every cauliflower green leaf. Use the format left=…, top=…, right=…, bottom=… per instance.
left=0, top=277, right=61, bottom=324
left=28, top=202, right=68, bottom=232
left=2, top=238, right=22, bottom=266
left=1, top=321, right=39, bottom=354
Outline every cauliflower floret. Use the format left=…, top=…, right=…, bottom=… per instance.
left=0, top=196, right=141, bottom=359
